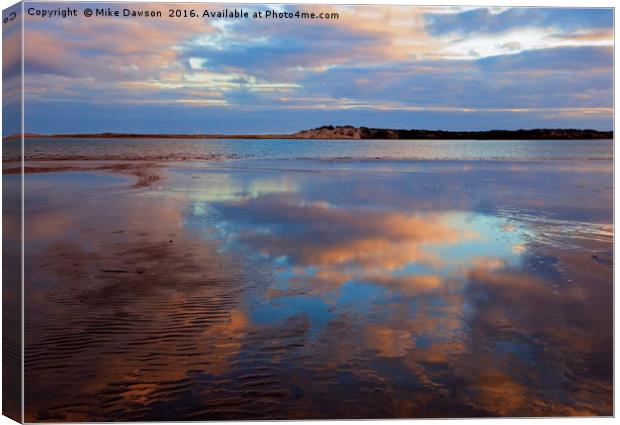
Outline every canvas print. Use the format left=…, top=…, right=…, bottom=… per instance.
left=2, top=2, right=614, bottom=422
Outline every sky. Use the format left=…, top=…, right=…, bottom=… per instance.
left=11, top=3, right=615, bottom=133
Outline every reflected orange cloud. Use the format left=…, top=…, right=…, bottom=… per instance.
left=236, top=198, right=465, bottom=272
left=364, top=325, right=415, bottom=358
left=371, top=274, right=443, bottom=296
left=467, top=369, right=529, bottom=416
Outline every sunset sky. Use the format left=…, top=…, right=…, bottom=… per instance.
left=14, top=3, right=615, bottom=133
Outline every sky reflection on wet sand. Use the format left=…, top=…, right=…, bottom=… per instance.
left=24, top=160, right=612, bottom=420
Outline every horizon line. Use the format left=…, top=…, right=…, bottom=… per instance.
left=5, top=126, right=614, bottom=140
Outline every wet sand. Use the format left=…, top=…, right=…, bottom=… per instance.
left=19, top=158, right=612, bottom=420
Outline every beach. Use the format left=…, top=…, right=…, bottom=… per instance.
left=6, top=2, right=614, bottom=421
left=9, top=138, right=613, bottom=420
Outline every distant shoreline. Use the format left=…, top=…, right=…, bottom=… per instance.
left=3, top=126, right=613, bottom=141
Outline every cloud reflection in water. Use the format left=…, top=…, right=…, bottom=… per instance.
left=178, top=162, right=611, bottom=416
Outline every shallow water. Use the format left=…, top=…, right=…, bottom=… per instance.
left=16, top=137, right=614, bottom=162
left=23, top=159, right=612, bottom=420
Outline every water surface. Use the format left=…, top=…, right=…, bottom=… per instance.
left=18, top=137, right=613, bottom=162
left=22, top=155, right=613, bottom=420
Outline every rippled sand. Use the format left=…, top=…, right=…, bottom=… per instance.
left=21, top=159, right=612, bottom=420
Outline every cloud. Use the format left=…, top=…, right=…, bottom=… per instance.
left=286, top=47, right=612, bottom=114
left=476, top=45, right=612, bottom=72
left=425, top=7, right=613, bottom=37
left=21, top=4, right=614, bottom=132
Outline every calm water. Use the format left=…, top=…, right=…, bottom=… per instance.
left=21, top=155, right=613, bottom=420
left=16, top=137, right=614, bottom=161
